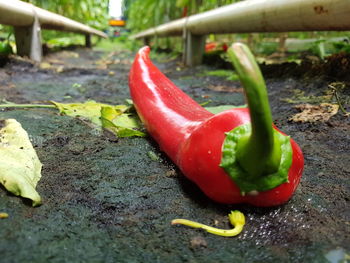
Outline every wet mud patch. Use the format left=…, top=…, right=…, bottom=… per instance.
left=0, top=46, right=349, bottom=262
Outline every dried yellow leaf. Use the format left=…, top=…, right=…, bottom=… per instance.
left=0, top=212, right=9, bottom=219
left=0, top=119, right=42, bottom=206
left=290, top=103, right=339, bottom=123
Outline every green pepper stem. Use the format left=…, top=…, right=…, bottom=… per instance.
left=227, top=43, right=281, bottom=177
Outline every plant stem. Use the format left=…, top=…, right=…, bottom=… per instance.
left=0, top=104, right=56, bottom=109
left=328, top=82, right=350, bottom=116
left=228, top=43, right=281, bottom=177
left=171, top=210, right=245, bottom=237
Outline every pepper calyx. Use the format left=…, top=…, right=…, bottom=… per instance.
left=220, top=123, right=292, bottom=194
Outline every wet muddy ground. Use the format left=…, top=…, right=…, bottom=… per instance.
left=0, top=44, right=349, bottom=263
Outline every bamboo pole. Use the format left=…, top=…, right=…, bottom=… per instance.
left=132, top=0, right=350, bottom=39
left=0, top=0, right=107, bottom=38
left=0, top=0, right=107, bottom=61
left=132, top=0, right=350, bottom=66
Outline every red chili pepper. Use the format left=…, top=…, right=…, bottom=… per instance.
left=129, top=43, right=304, bottom=207
left=205, top=42, right=228, bottom=53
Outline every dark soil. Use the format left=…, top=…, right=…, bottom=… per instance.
left=0, top=45, right=349, bottom=263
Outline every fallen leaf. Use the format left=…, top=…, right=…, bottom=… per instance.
left=201, top=69, right=239, bottom=81
left=46, top=58, right=64, bottom=65
left=0, top=212, right=9, bottom=219
left=60, top=51, right=79, bottom=58
left=51, top=100, right=127, bottom=128
left=0, top=119, right=42, bottom=206
left=147, top=151, right=159, bottom=161
left=0, top=100, right=145, bottom=139
left=290, top=103, right=339, bottom=122
left=101, top=106, right=145, bottom=137
left=280, top=88, right=332, bottom=104
left=39, top=62, right=52, bottom=69
left=205, top=104, right=246, bottom=114
left=208, top=85, right=243, bottom=93
left=56, top=66, right=64, bottom=73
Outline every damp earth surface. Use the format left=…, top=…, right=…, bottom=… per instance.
left=0, top=43, right=349, bottom=263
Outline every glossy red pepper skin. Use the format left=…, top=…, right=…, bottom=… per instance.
left=129, top=46, right=304, bottom=207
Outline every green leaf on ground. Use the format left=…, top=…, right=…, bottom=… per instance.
left=51, top=100, right=128, bottom=127
left=199, top=70, right=239, bottom=81
left=0, top=119, right=42, bottom=207
left=101, top=106, right=146, bottom=137
left=147, top=151, right=159, bottom=161
left=205, top=104, right=246, bottom=114
left=0, top=100, right=146, bottom=138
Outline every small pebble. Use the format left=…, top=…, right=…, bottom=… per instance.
left=165, top=169, right=177, bottom=178
left=190, top=236, right=207, bottom=250
left=147, top=151, right=159, bottom=161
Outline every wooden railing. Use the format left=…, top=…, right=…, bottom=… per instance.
left=0, top=0, right=107, bottom=61
left=132, top=0, right=350, bottom=66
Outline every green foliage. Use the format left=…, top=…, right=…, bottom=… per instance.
left=0, top=31, right=14, bottom=56
left=308, top=39, right=327, bottom=59
left=24, top=0, right=109, bottom=30
left=46, top=35, right=85, bottom=48
left=333, top=40, right=350, bottom=54
left=0, top=25, right=13, bottom=40
left=95, top=34, right=142, bottom=53
left=197, top=0, right=240, bottom=13
left=126, top=0, right=182, bottom=32
left=201, top=69, right=239, bottom=81
left=126, top=0, right=239, bottom=33
left=0, top=42, right=13, bottom=56
left=255, top=42, right=279, bottom=55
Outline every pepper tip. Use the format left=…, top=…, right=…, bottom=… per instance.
left=139, top=46, right=151, bottom=56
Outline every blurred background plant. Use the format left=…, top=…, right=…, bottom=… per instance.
left=125, top=0, right=239, bottom=33
left=25, top=0, right=109, bottom=30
